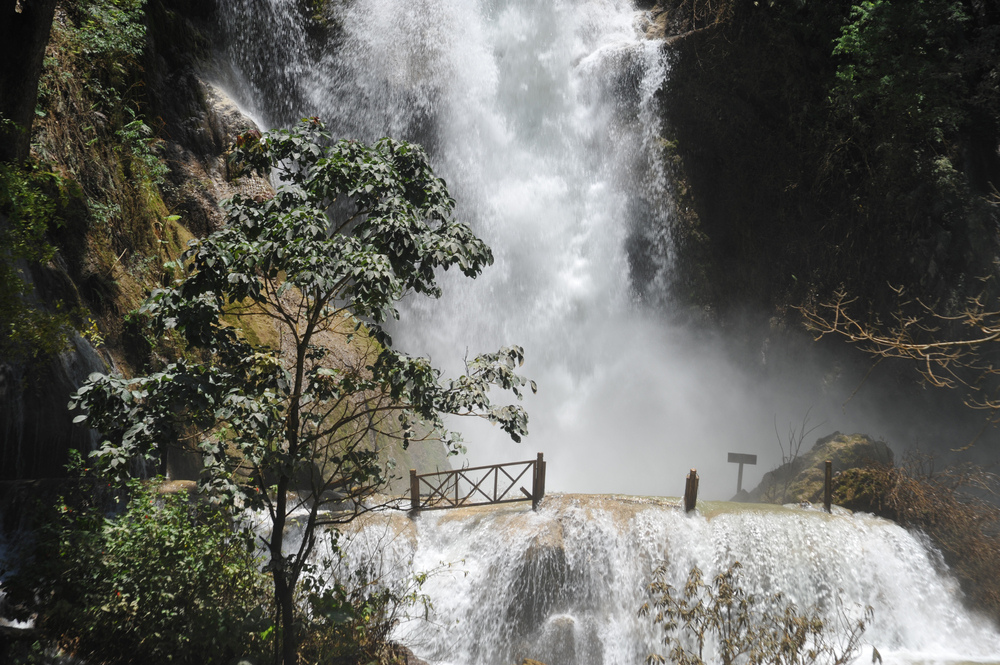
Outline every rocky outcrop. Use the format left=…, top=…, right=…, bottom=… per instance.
left=144, top=0, right=273, bottom=239
left=0, top=330, right=106, bottom=480
left=0, top=2, right=274, bottom=483
left=637, top=4, right=670, bottom=40
left=156, top=79, right=273, bottom=238
left=744, top=432, right=894, bottom=505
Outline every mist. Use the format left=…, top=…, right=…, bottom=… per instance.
left=216, top=0, right=998, bottom=501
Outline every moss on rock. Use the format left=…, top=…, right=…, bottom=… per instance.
left=747, top=432, right=893, bottom=505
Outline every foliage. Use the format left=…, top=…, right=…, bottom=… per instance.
left=640, top=562, right=871, bottom=665
left=116, top=107, right=169, bottom=187
left=70, top=0, right=147, bottom=107
left=1, top=458, right=271, bottom=665
left=833, top=0, right=971, bottom=147
left=823, top=0, right=999, bottom=293
left=0, top=163, right=62, bottom=265
left=70, top=118, right=533, bottom=665
left=659, top=0, right=999, bottom=337
left=834, top=454, right=1000, bottom=622
left=0, top=160, right=78, bottom=361
left=297, top=529, right=432, bottom=665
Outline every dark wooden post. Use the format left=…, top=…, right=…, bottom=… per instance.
left=532, top=452, right=545, bottom=510
left=823, top=460, right=832, bottom=513
left=410, top=469, right=420, bottom=515
left=684, top=468, right=699, bottom=513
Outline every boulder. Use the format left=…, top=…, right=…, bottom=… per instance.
left=745, top=432, right=893, bottom=505
left=399, top=645, right=430, bottom=665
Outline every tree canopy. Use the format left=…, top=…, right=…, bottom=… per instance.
left=71, top=118, right=534, bottom=665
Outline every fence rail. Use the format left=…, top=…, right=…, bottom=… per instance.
left=409, top=453, right=546, bottom=514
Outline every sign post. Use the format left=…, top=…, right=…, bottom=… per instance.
left=727, top=452, right=758, bottom=494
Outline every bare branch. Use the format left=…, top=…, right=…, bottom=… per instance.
left=799, top=287, right=1000, bottom=437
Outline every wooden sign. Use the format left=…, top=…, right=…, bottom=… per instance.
left=727, top=453, right=757, bottom=465
left=727, top=452, right=757, bottom=494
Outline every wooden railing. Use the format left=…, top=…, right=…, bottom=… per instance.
left=409, top=453, right=546, bottom=514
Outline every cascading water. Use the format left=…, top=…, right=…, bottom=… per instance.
left=331, top=498, right=1000, bottom=665
left=215, top=2, right=1000, bottom=663
left=215, top=0, right=845, bottom=500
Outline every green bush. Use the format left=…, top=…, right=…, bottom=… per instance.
left=0, top=161, right=77, bottom=361
left=296, top=531, right=432, bottom=665
left=2, top=466, right=272, bottom=664
left=73, top=0, right=148, bottom=107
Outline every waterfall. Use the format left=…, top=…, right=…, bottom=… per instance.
left=214, top=0, right=843, bottom=500
left=332, top=498, right=1000, bottom=665
left=213, top=4, right=1000, bottom=665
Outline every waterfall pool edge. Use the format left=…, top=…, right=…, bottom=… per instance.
left=327, top=493, right=1000, bottom=665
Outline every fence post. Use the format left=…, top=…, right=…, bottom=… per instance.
left=824, top=460, right=832, bottom=513
left=684, top=468, right=699, bottom=513
left=410, top=469, right=420, bottom=516
left=532, top=452, right=544, bottom=510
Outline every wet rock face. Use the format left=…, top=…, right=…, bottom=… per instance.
left=745, top=432, right=894, bottom=505
left=505, top=520, right=569, bottom=634
left=0, top=334, right=104, bottom=480
left=0, top=4, right=275, bottom=481
left=144, top=1, right=274, bottom=239
left=158, top=78, right=274, bottom=239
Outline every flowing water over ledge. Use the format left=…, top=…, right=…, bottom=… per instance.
left=213, top=5, right=1000, bottom=661
left=329, top=496, right=1000, bottom=665
left=215, top=0, right=784, bottom=500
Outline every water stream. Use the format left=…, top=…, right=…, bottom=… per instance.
left=331, top=498, right=1000, bottom=665
left=214, top=2, right=1000, bottom=663
left=214, top=0, right=835, bottom=500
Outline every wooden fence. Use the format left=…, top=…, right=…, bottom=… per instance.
left=409, top=453, right=546, bottom=514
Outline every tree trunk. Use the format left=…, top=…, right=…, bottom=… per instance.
left=270, top=472, right=298, bottom=665
left=274, top=574, right=298, bottom=665
left=0, top=0, right=58, bottom=164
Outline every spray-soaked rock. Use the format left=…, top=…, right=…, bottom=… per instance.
left=744, top=432, right=893, bottom=504
left=505, top=519, right=569, bottom=635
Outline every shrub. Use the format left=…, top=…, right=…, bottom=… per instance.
left=640, top=562, right=871, bottom=665
left=1, top=465, right=272, bottom=664
left=834, top=455, right=1000, bottom=623
left=296, top=529, right=432, bottom=665
left=0, top=161, right=74, bottom=361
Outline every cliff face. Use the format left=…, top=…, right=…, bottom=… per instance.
left=647, top=0, right=1000, bottom=330
left=1, top=0, right=449, bottom=485
left=0, top=0, right=269, bottom=480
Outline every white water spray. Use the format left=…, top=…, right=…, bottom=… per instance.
left=215, top=0, right=845, bottom=499
left=216, top=3, right=1000, bottom=663
left=334, top=498, right=1000, bottom=665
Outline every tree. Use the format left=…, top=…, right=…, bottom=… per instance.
left=0, top=0, right=58, bottom=164
left=70, top=118, right=535, bottom=665
left=801, top=288, right=1000, bottom=438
